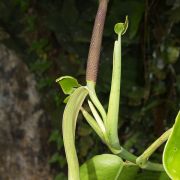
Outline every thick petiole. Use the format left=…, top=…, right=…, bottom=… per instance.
left=136, top=128, right=172, bottom=166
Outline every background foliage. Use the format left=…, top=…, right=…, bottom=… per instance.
left=0, top=0, right=179, bottom=179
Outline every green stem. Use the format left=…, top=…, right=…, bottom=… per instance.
left=81, top=107, right=106, bottom=143
left=114, top=147, right=165, bottom=171
left=117, top=148, right=164, bottom=171
left=136, top=128, right=172, bottom=166
left=87, top=100, right=106, bottom=133
left=86, top=81, right=107, bottom=124
left=117, top=147, right=137, bottom=163
left=142, top=162, right=164, bottom=171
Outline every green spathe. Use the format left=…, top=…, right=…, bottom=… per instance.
left=114, top=16, right=128, bottom=35
left=106, top=16, right=129, bottom=149
left=56, top=76, right=80, bottom=95
left=163, top=111, right=180, bottom=180
left=62, top=87, right=88, bottom=180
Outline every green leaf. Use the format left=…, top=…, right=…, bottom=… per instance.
left=163, top=111, right=180, bottom=179
left=56, top=76, right=80, bottom=95
left=80, top=155, right=139, bottom=180
left=80, top=154, right=124, bottom=180
left=117, top=163, right=139, bottom=180
left=159, top=172, right=170, bottom=180
left=135, top=170, right=170, bottom=180
left=62, top=86, right=88, bottom=180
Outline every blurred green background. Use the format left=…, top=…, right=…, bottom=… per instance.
left=0, top=0, right=179, bottom=179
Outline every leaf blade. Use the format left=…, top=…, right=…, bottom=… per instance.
left=80, top=154, right=124, bottom=180
left=163, top=111, right=180, bottom=179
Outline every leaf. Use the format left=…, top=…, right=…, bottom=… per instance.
left=56, top=76, right=80, bottom=95
left=80, top=155, right=140, bottom=180
left=62, top=86, right=88, bottom=180
left=163, top=111, right=180, bottom=179
left=80, top=154, right=124, bottom=180
left=135, top=170, right=170, bottom=180
left=159, top=172, right=170, bottom=180
left=117, top=163, right=139, bottom=180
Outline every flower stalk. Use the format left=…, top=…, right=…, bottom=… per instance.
left=86, top=0, right=109, bottom=83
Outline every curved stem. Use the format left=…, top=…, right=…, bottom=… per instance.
left=81, top=107, right=106, bottom=143
left=87, top=100, right=106, bottom=133
left=86, top=0, right=109, bottom=83
left=87, top=81, right=107, bottom=124
left=116, top=147, right=137, bottom=163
